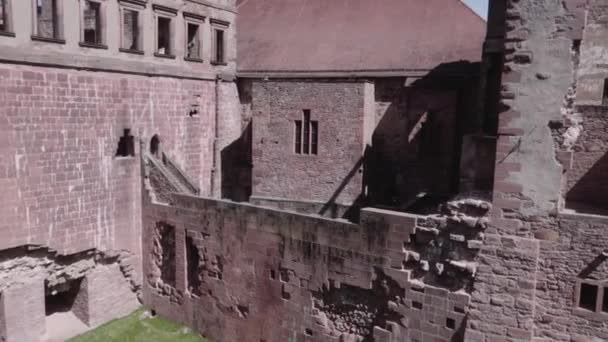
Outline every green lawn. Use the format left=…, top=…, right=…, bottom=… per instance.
left=69, top=309, right=208, bottom=342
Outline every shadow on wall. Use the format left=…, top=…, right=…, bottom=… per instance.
left=221, top=122, right=253, bottom=202
left=566, top=151, right=608, bottom=215
left=313, top=61, right=484, bottom=220
left=366, top=61, right=483, bottom=213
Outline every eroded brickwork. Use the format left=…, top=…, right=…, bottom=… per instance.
left=142, top=176, right=494, bottom=342
left=0, top=246, right=139, bottom=341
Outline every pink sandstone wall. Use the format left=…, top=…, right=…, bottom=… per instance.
left=251, top=79, right=369, bottom=208
left=142, top=187, right=490, bottom=342
left=0, top=64, right=216, bottom=256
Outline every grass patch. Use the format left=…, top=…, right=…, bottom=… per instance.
left=68, top=309, right=208, bottom=342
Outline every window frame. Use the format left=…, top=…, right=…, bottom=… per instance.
left=210, top=18, right=229, bottom=65
left=0, top=0, right=14, bottom=37
left=31, top=0, right=65, bottom=44
left=183, top=12, right=205, bottom=63
left=294, top=109, right=319, bottom=156
left=153, top=4, right=177, bottom=59
left=118, top=0, right=146, bottom=54
left=574, top=279, right=608, bottom=318
left=79, top=0, right=107, bottom=49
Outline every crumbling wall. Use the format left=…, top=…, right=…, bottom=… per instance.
left=0, top=246, right=139, bottom=341
left=142, top=190, right=491, bottom=342
left=466, top=0, right=598, bottom=341
left=561, top=1, right=608, bottom=211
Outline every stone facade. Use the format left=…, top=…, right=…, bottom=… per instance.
left=9, top=0, right=608, bottom=341
left=0, top=0, right=237, bottom=340
left=142, top=191, right=490, bottom=342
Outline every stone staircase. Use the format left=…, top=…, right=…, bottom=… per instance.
left=145, top=152, right=199, bottom=203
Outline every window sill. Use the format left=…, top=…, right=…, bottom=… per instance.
left=154, top=53, right=176, bottom=59
left=79, top=42, right=108, bottom=49
left=114, top=156, right=135, bottom=161
left=184, top=57, right=203, bottom=63
left=0, top=31, right=15, bottom=37
left=31, top=35, right=66, bottom=44
left=211, top=61, right=227, bottom=66
left=119, top=48, right=144, bottom=55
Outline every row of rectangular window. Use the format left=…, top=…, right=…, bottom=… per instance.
left=0, top=0, right=228, bottom=64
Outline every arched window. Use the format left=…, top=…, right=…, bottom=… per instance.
left=150, top=135, right=161, bottom=158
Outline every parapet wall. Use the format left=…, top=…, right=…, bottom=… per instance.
left=142, top=190, right=491, bottom=342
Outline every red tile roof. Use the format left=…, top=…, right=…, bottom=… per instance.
left=237, top=0, right=486, bottom=73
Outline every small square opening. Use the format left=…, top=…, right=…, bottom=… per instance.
left=157, top=16, right=171, bottom=55
left=412, top=301, right=423, bottom=310
left=446, top=317, right=456, bottom=330
left=602, top=287, right=608, bottom=313
left=579, top=283, right=598, bottom=311
left=116, top=129, right=135, bottom=157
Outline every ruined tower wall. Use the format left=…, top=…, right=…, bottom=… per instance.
left=464, top=1, right=608, bottom=341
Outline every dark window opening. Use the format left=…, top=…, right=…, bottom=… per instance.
left=186, top=236, right=201, bottom=296
left=579, top=283, right=598, bottom=311
left=454, top=306, right=465, bottom=314
left=214, top=29, right=224, bottom=63
left=122, top=9, right=139, bottom=50
left=295, top=110, right=318, bottom=155
left=150, top=135, right=160, bottom=158
left=159, top=223, right=176, bottom=287
left=45, top=278, right=85, bottom=320
left=157, top=16, right=171, bottom=55
left=36, top=0, right=59, bottom=39
left=311, top=121, right=318, bottom=155
left=281, top=285, right=291, bottom=300
left=295, top=121, right=302, bottom=154
left=269, top=269, right=276, bottom=280
left=411, top=287, right=425, bottom=293
left=305, top=328, right=313, bottom=336
left=303, top=110, right=310, bottom=154
left=83, top=1, right=101, bottom=45
left=412, top=301, right=423, bottom=310
left=603, top=288, right=608, bottom=313
left=603, top=79, right=608, bottom=106
left=446, top=318, right=456, bottom=330
left=116, top=129, right=135, bottom=157
left=186, top=23, right=201, bottom=59
left=0, top=0, right=7, bottom=32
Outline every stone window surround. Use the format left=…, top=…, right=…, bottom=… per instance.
left=31, top=0, right=66, bottom=44
left=573, top=279, right=608, bottom=317
left=153, top=4, right=177, bottom=59
left=78, top=0, right=108, bottom=49
left=210, top=18, right=229, bottom=65
left=118, top=0, right=146, bottom=55
left=294, top=109, right=319, bottom=156
left=0, top=0, right=15, bottom=37
left=183, top=12, right=205, bottom=63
